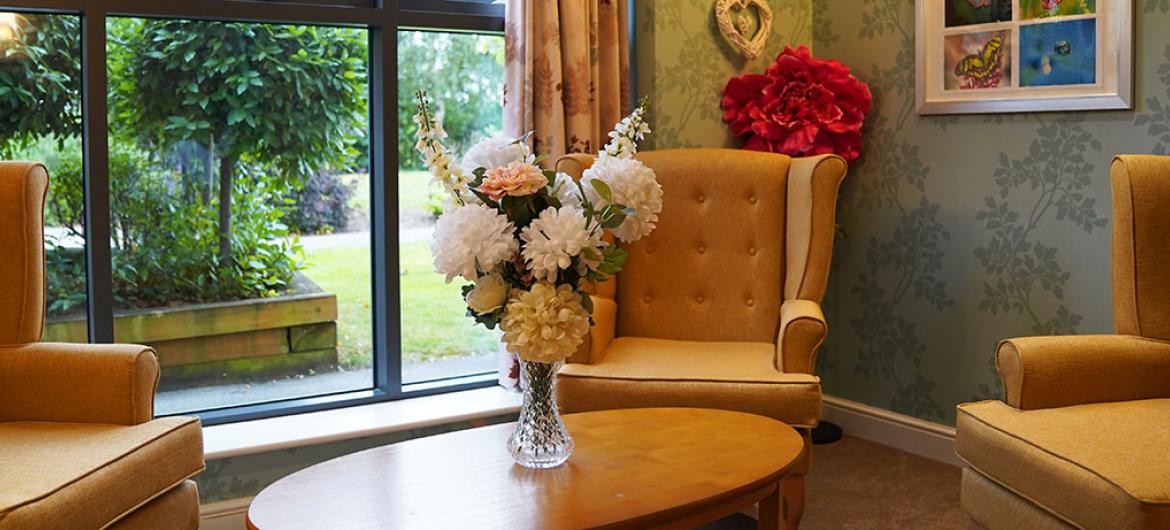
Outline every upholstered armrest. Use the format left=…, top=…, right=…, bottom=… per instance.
left=997, top=335, right=1170, bottom=410
left=784, top=155, right=846, bottom=303
left=775, top=299, right=827, bottom=374
left=0, top=342, right=159, bottom=425
left=569, top=297, right=617, bottom=365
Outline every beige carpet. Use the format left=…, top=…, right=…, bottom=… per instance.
left=702, top=435, right=970, bottom=529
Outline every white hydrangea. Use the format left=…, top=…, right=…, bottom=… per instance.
left=520, top=206, right=603, bottom=282
left=581, top=156, right=663, bottom=243
left=500, top=282, right=591, bottom=363
left=430, top=203, right=517, bottom=283
left=550, top=171, right=583, bottom=209
left=460, top=136, right=534, bottom=175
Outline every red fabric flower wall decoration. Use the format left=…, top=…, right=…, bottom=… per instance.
left=721, top=46, right=872, bottom=162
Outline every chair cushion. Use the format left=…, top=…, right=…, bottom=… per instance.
left=558, top=337, right=822, bottom=427
left=961, top=468, right=1073, bottom=530
left=957, top=399, right=1170, bottom=530
left=108, top=480, right=199, bottom=530
left=0, top=417, right=204, bottom=529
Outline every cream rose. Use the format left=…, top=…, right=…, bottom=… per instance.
left=466, top=273, right=509, bottom=314
left=478, top=161, right=548, bottom=201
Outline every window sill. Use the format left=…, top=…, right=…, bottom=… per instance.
left=201, top=386, right=521, bottom=460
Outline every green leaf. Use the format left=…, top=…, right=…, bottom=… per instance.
left=599, top=207, right=627, bottom=229
left=589, top=179, right=613, bottom=202
left=579, top=291, right=594, bottom=314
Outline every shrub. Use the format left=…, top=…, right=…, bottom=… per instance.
left=40, top=142, right=305, bottom=314
left=282, top=170, right=356, bottom=235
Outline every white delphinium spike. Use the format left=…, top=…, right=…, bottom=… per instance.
left=601, top=98, right=652, bottom=159
left=413, top=91, right=472, bottom=201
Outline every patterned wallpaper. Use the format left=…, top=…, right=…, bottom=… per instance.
left=814, top=0, right=1170, bottom=424
left=635, top=0, right=813, bottom=148
left=637, top=0, right=1170, bottom=425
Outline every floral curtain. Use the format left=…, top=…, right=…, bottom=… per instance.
left=504, top=0, right=632, bottom=159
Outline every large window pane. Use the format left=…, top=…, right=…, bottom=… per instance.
left=397, top=29, right=504, bottom=385
left=104, top=18, right=373, bottom=414
left=0, top=12, right=88, bottom=342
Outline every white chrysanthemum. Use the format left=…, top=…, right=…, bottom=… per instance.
left=500, top=282, right=591, bottom=363
left=430, top=204, right=518, bottom=283
left=460, top=136, right=534, bottom=175
left=520, top=206, right=602, bottom=282
left=581, top=156, right=663, bottom=243
left=550, top=172, right=583, bottom=209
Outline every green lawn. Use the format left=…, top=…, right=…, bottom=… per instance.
left=302, top=240, right=497, bottom=368
left=336, top=169, right=437, bottom=221
left=396, top=240, right=499, bottom=360
left=300, top=168, right=485, bottom=369
left=398, top=169, right=435, bottom=213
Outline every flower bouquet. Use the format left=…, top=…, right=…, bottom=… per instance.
left=413, top=91, right=662, bottom=468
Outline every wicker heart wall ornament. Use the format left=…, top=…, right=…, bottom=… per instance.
left=714, top=0, right=773, bottom=60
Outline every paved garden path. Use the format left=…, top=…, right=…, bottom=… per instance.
left=299, top=227, right=433, bottom=251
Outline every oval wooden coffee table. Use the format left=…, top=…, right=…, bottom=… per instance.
left=246, top=407, right=804, bottom=529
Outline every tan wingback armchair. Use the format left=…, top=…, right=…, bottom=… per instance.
left=956, top=155, right=1170, bottom=530
left=555, top=148, right=847, bottom=529
left=0, top=162, right=205, bottom=529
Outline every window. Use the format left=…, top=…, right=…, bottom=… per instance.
left=0, top=0, right=504, bottom=424
left=397, top=29, right=505, bottom=385
left=1, top=12, right=88, bottom=342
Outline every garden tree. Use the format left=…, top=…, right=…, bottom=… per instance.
left=0, top=14, right=81, bottom=156
left=109, top=19, right=367, bottom=261
left=396, top=31, right=504, bottom=170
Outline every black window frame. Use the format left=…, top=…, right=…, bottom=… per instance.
left=0, top=0, right=507, bottom=425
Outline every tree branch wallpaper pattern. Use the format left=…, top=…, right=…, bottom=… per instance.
left=635, top=0, right=811, bottom=149
left=815, top=0, right=1168, bottom=424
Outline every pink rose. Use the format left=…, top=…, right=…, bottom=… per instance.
left=478, top=162, right=548, bottom=201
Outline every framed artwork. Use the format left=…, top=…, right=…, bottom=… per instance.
left=916, top=0, right=1132, bottom=114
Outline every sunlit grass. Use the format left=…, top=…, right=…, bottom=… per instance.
left=302, top=240, right=496, bottom=368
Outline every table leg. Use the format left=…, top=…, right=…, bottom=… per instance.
left=758, top=483, right=781, bottom=530
left=782, top=475, right=805, bottom=530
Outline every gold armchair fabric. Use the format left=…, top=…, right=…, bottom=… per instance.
left=0, top=161, right=204, bottom=530
left=956, top=155, right=1170, bottom=530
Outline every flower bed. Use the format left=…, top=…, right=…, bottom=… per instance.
left=43, top=273, right=339, bottom=390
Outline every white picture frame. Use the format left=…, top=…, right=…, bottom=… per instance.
left=915, top=0, right=1132, bottom=115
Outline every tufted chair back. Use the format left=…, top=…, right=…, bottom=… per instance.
left=0, top=161, right=48, bottom=345
left=556, top=149, right=845, bottom=344
left=1111, top=155, right=1170, bottom=340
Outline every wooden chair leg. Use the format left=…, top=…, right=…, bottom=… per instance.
left=781, top=475, right=805, bottom=530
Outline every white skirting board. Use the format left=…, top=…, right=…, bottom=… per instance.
left=821, top=394, right=962, bottom=467
left=200, top=497, right=252, bottom=530
left=200, top=396, right=961, bottom=528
